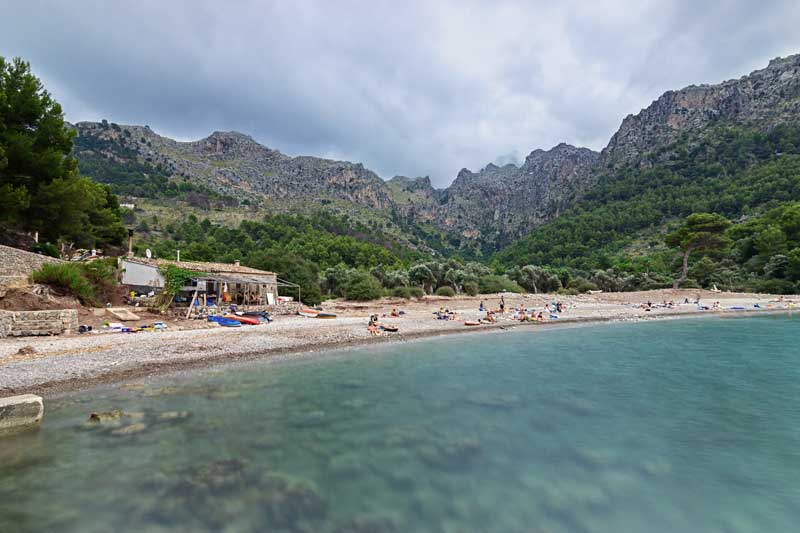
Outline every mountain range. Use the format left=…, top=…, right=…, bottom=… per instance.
left=72, top=53, right=800, bottom=258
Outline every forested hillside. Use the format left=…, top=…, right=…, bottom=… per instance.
left=496, top=124, right=800, bottom=292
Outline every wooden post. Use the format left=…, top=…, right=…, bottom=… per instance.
left=186, top=290, right=198, bottom=319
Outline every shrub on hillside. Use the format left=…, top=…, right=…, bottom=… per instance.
left=749, top=278, right=797, bottom=294
left=567, top=277, right=598, bottom=293
left=343, top=271, right=383, bottom=301
left=478, top=275, right=523, bottom=294
left=463, top=281, right=479, bottom=296
left=32, top=242, right=60, bottom=258
left=435, top=286, right=456, bottom=297
left=392, top=286, right=425, bottom=299
left=31, top=261, right=118, bottom=306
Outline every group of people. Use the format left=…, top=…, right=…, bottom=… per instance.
left=434, top=307, right=461, bottom=321
left=478, top=296, right=566, bottom=323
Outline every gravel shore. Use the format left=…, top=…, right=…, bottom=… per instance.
left=1, top=289, right=795, bottom=396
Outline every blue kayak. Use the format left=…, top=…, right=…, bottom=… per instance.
left=208, top=315, right=241, bottom=327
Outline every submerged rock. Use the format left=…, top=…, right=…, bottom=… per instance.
left=88, top=410, right=125, bottom=423
left=158, top=411, right=191, bottom=421
left=333, top=514, right=398, bottom=533
left=466, top=392, right=522, bottom=409
left=207, top=390, right=241, bottom=400
left=541, top=479, right=610, bottom=516
left=337, top=379, right=366, bottom=389
left=259, top=473, right=326, bottom=527
left=184, top=459, right=249, bottom=493
left=290, top=410, right=327, bottom=428
left=341, top=398, right=370, bottom=409
left=418, top=436, right=483, bottom=470
left=640, top=457, right=672, bottom=476
left=328, top=452, right=368, bottom=479
left=111, top=422, right=147, bottom=436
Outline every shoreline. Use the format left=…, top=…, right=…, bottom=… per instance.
left=2, top=303, right=794, bottom=398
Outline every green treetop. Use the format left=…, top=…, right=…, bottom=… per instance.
left=666, top=213, right=731, bottom=289
left=0, top=56, right=125, bottom=247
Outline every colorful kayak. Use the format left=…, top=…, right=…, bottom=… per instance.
left=224, top=314, right=260, bottom=325
left=316, top=313, right=337, bottom=319
left=381, top=325, right=399, bottom=332
left=464, top=321, right=481, bottom=326
left=299, top=309, right=319, bottom=318
left=208, top=316, right=241, bottom=327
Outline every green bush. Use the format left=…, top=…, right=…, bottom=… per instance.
left=343, top=271, right=383, bottom=301
left=749, top=278, right=797, bottom=294
left=463, top=281, right=479, bottom=296
left=478, top=275, right=523, bottom=294
left=391, top=286, right=425, bottom=299
left=567, top=277, right=598, bottom=293
left=557, top=287, right=580, bottom=296
left=32, top=261, right=118, bottom=306
left=79, top=258, right=119, bottom=303
left=32, top=242, right=60, bottom=258
left=435, top=286, right=456, bottom=297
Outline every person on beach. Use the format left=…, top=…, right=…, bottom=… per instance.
left=499, top=296, right=505, bottom=313
left=368, top=315, right=382, bottom=336
left=479, top=301, right=485, bottom=312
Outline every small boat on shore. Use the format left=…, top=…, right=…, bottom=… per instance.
left=381, top=325, right=399, bottom=332
left=208, top=316, right=241, bottom=327
left=224, top=314, right=260, bottom=325
left=299, top=309, right=319, bottom=318
left=316, top=312, right=337, bottom=319
left=464, top=321, right=481, bottom=326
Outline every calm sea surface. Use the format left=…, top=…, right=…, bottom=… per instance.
left=2, top=315, right=799, bottom=532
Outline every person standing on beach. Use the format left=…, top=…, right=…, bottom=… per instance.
left=500, top=296, right=505, bottom=313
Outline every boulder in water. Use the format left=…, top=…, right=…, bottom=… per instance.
left=88, top=410, right=124, bottom=423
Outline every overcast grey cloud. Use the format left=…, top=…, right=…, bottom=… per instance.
left=2, top=0, right=799, bottom=186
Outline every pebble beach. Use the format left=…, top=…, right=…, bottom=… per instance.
left=1, top=289, right=795, bottom=395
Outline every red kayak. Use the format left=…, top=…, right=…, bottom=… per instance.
left=224, top=314, right=260, bottom=325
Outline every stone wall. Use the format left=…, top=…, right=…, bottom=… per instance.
left=0, top=244, right=64, bottom=277
left=0, top=309, right=78, bottom=338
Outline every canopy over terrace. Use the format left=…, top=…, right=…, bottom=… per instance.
left=192, top=273, right=300, bottom=306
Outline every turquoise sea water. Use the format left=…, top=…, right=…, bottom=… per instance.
left=2, top=315, right=800, bottom=532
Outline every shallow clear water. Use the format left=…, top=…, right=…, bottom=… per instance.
left=2, top=315, right=800, bottom=533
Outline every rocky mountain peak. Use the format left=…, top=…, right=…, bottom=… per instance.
left=602, top=53, right=800, bottom=166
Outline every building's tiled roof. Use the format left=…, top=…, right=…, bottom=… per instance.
left=123, top=257, right=275, bottom=276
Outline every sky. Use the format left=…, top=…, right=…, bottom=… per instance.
left=2, top=1, right=800, bottom=187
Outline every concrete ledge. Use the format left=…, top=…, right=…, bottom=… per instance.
left=0, top=394, right=44, bottom=433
